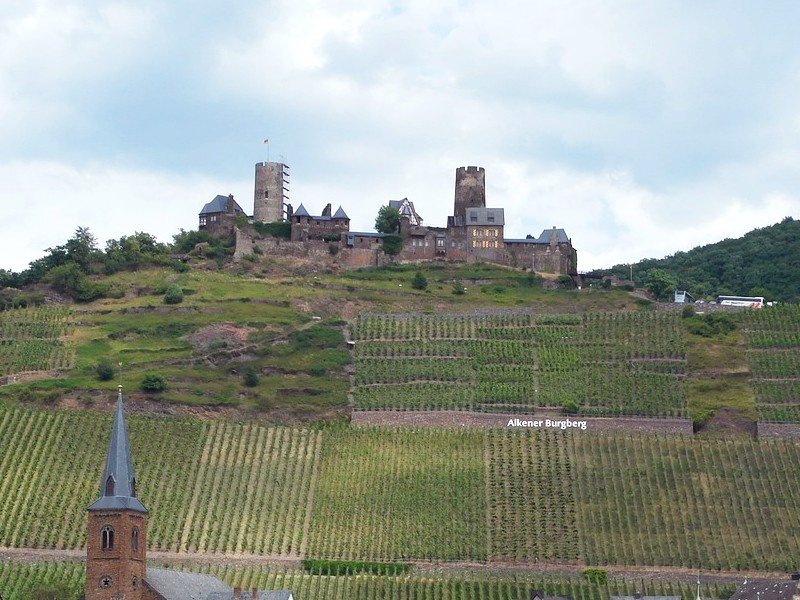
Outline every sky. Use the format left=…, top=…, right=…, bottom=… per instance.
left=2, top=0, right=800, bottom=272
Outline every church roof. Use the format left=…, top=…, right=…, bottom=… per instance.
left=333, top=206, right=349, bottom=219
left=144, top=568, right=294, bottom=600
left=293, top=203, right=310, bottom=217
left=144, top=568, right=230, bottom=600
left=88, top=388, right=147, bottom=513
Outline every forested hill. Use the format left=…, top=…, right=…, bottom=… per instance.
left=599, top=216, right=800, bottom=302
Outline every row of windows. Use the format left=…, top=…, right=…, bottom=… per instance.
left=198, top=215, right=219, bottom=226
left=471, top=240, right=500, bottom=249
left=471, top=228, right=499, bottom=238
left=101, top=525, right=139, bottom=551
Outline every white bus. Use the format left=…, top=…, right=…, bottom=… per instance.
left=716, top=295, right=764, bottom=308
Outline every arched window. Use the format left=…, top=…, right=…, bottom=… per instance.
left=101, top=525, right=114, bottom=550
left=131, top=527, right=139, bottom=551
left=105, top=476, right=115, bottom=496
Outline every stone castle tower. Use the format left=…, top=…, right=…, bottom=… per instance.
left=452, top=166, right=486, bottom=223
left=86, top=387, right=147, bottom=600
left=253, top=162, right=290, bottom=223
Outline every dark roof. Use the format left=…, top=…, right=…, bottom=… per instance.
left=88, top=389, right=147, bottom=513
left=729, top=580, right=799, bottom=600
left=348, top=231, right=384, bottom=238
left=145, top=568, right=294, bottom=600
left=465, top=207, right=504, bottom=226
left=293, top=203, right=310, bottom=217
left=505, top=228, right=571, bottom=245
left=199, top=195, right=230, bottom=215
left=144, top=568, right=230, bottom=600
left=333, top=206, right=349, bottom=219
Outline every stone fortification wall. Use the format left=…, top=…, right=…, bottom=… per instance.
left=352, top=410, right=694, bottom=434
left=757, top=422, right=800, bottom=438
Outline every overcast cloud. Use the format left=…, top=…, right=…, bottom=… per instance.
left=2, top=0, right=800, bottom=271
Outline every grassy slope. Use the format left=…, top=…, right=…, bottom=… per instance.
left=0, top=261, right=643, bottom=422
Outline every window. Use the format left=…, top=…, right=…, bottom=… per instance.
left=199, top=216, right=207, bottom=226
left=436, top=238, right=445, bottom=247
left=487, top=214, right=495, bottom=223
left=105, top=476, right=115, bottom=496
left=100, top=576, right=113, bottom=589
left=264, top=190, right=269, bottom=197
left=210, top=215, right=218, bottom=222
left=470, top=214, right=478, bottom=222
left=101, top=526, right=114, bottom=551
left=132, top=527, right=139, bottom=551
left=132, top=576, right=139, bottom=590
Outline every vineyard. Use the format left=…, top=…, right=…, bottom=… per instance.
left=743, top=305, right=800, bottom=422
left=0, top=561, right=736, bottom=600
left=351, top=312, right=686, bottom=417
left=0, top=307, right=74, bottom=376
left=1, top=403, right=799, bottom=570
left=0, top=404, right=318, bottom=555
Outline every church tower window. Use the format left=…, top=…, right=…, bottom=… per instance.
left=101, top=525, right=114, bottom=550
left=105, top=476, right=115, bottom=496
left=132, top=527, right=139, bottom=551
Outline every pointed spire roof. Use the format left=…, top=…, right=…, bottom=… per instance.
left=88, top=387, right=147, bottom=513
left=332, top=206, right=349, bottom=219
left=293, top=203, right=310, bottom=217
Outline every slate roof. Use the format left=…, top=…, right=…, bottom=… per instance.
left=144, top=568, right=294, bottom=600
left=348, top=231, right=384, bottom=238
left=505, top=228, right=571, bottom=245
left=465, top=207, right=504, bottom=226
left=88, top=389, right=147, bottom=513
left=728, top=580, right=799, bottom=600
left=199, top=195, right=230, bottom=215
left=293, top=203, right=310, bottom=217
left=333, top=206, right=349, bottom=219
left=145, top=568, right=230, bottom=600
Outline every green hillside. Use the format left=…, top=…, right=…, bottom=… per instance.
left=0, top=561, right=739, bottom=600
left=1, top=403, right=798, bottom=571
left=599, top=217, right=800, bottom=301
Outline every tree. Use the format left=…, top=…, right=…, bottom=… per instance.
left=163, top=284, right=184, bottom=304
left=411, top=271, right=428, bottom=290
left=95, top=360, right=115, bottom=381
left=141, top=373, right=167, bottom=392
left=375, top=205, right=401, bottom=234
left=644, top=268, right=678, bottom=301
left=243, top=366, right=259, bottom=387
left=381, top=234, right=403, bottom=256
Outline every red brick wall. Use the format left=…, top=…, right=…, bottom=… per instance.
left=86, top=510, right=147, bottom=600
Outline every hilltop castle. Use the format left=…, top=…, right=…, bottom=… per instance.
left=199, top=163, right=576, bottom=274
left=85, top=387, right=292, bottom=600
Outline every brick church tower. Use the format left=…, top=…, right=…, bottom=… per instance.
left=86, top=387, right=147, bottom=600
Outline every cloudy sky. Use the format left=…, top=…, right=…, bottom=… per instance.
left=2, top=0, right=800, bottom=272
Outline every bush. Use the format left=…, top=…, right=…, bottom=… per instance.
left=140, top=373, right=166, bottom=392
left=411, top=271, right=428, bottom=290
left=583, top=568, right=607, bottom=584
left=562, top=399, right=579, bottom=415
left=681, top=304, right=696, bottom=318
left=381, top=234, right=403, bottom=255
left=556, top=274, right=575, bottom=289
left=171, top=261, right=190, bottom=273
left=95, top=360, right=115, bottom=381
left=452, top=280, right=466, bottom=295
left=243, top=367, right=259, bottom=387
left=163, top=284, right=184, bottom=304
left=253, top=221, right=291, bottom=239
left=301, top=559, right=410, bottom=576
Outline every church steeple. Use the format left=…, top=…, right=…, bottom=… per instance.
left=88, top=386, right=146, bottom=513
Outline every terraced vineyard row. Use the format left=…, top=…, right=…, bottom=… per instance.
left=0, top=405, right=318, bottom=555
left=0, top=307, right=74, bottom=376
left=1, top=403, right=798, bottom=570
left=743, top=305, right=800, bottom=422
left=351, top=312, right=686, bottom=417
left=0, top=561, right=733, bottom=600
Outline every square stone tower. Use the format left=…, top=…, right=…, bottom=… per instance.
left=453, top=166, right=486, bottom=224
left=253, top=162, right=289, bottom=223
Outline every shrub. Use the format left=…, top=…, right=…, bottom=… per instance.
left=681, top=304, right=696, bottom=318
left=381, top=234, right=403, bottom=255
left=556, top=274, right=575, bottom=289
left=562, top=399, right=580, bottom=415
left=253, top=221, right=291, bottom=239
left=171, top=261, right=190, bottom=273
left=583, top=568, right=607, bottom=584
left=140, top=373, right=166, bottom=392
left=328, top=243, right=340, bottom=256
left=243, top=367, right=259, bottom=387
left=411, top=271, right=428, bottom=290
left=452, top=280, right=466, bottom=295
left=95, top=360, right=115, bottom=381
left=163, top=284, right=184, bottom=304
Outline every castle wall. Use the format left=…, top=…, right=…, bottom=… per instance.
left=253, top=162, right=288, bottom=223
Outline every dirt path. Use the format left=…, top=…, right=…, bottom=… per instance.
left=0, top=547, right=788, bottom=584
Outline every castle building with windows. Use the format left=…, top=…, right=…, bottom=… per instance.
left=85, top=387, right=293, bottom=600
